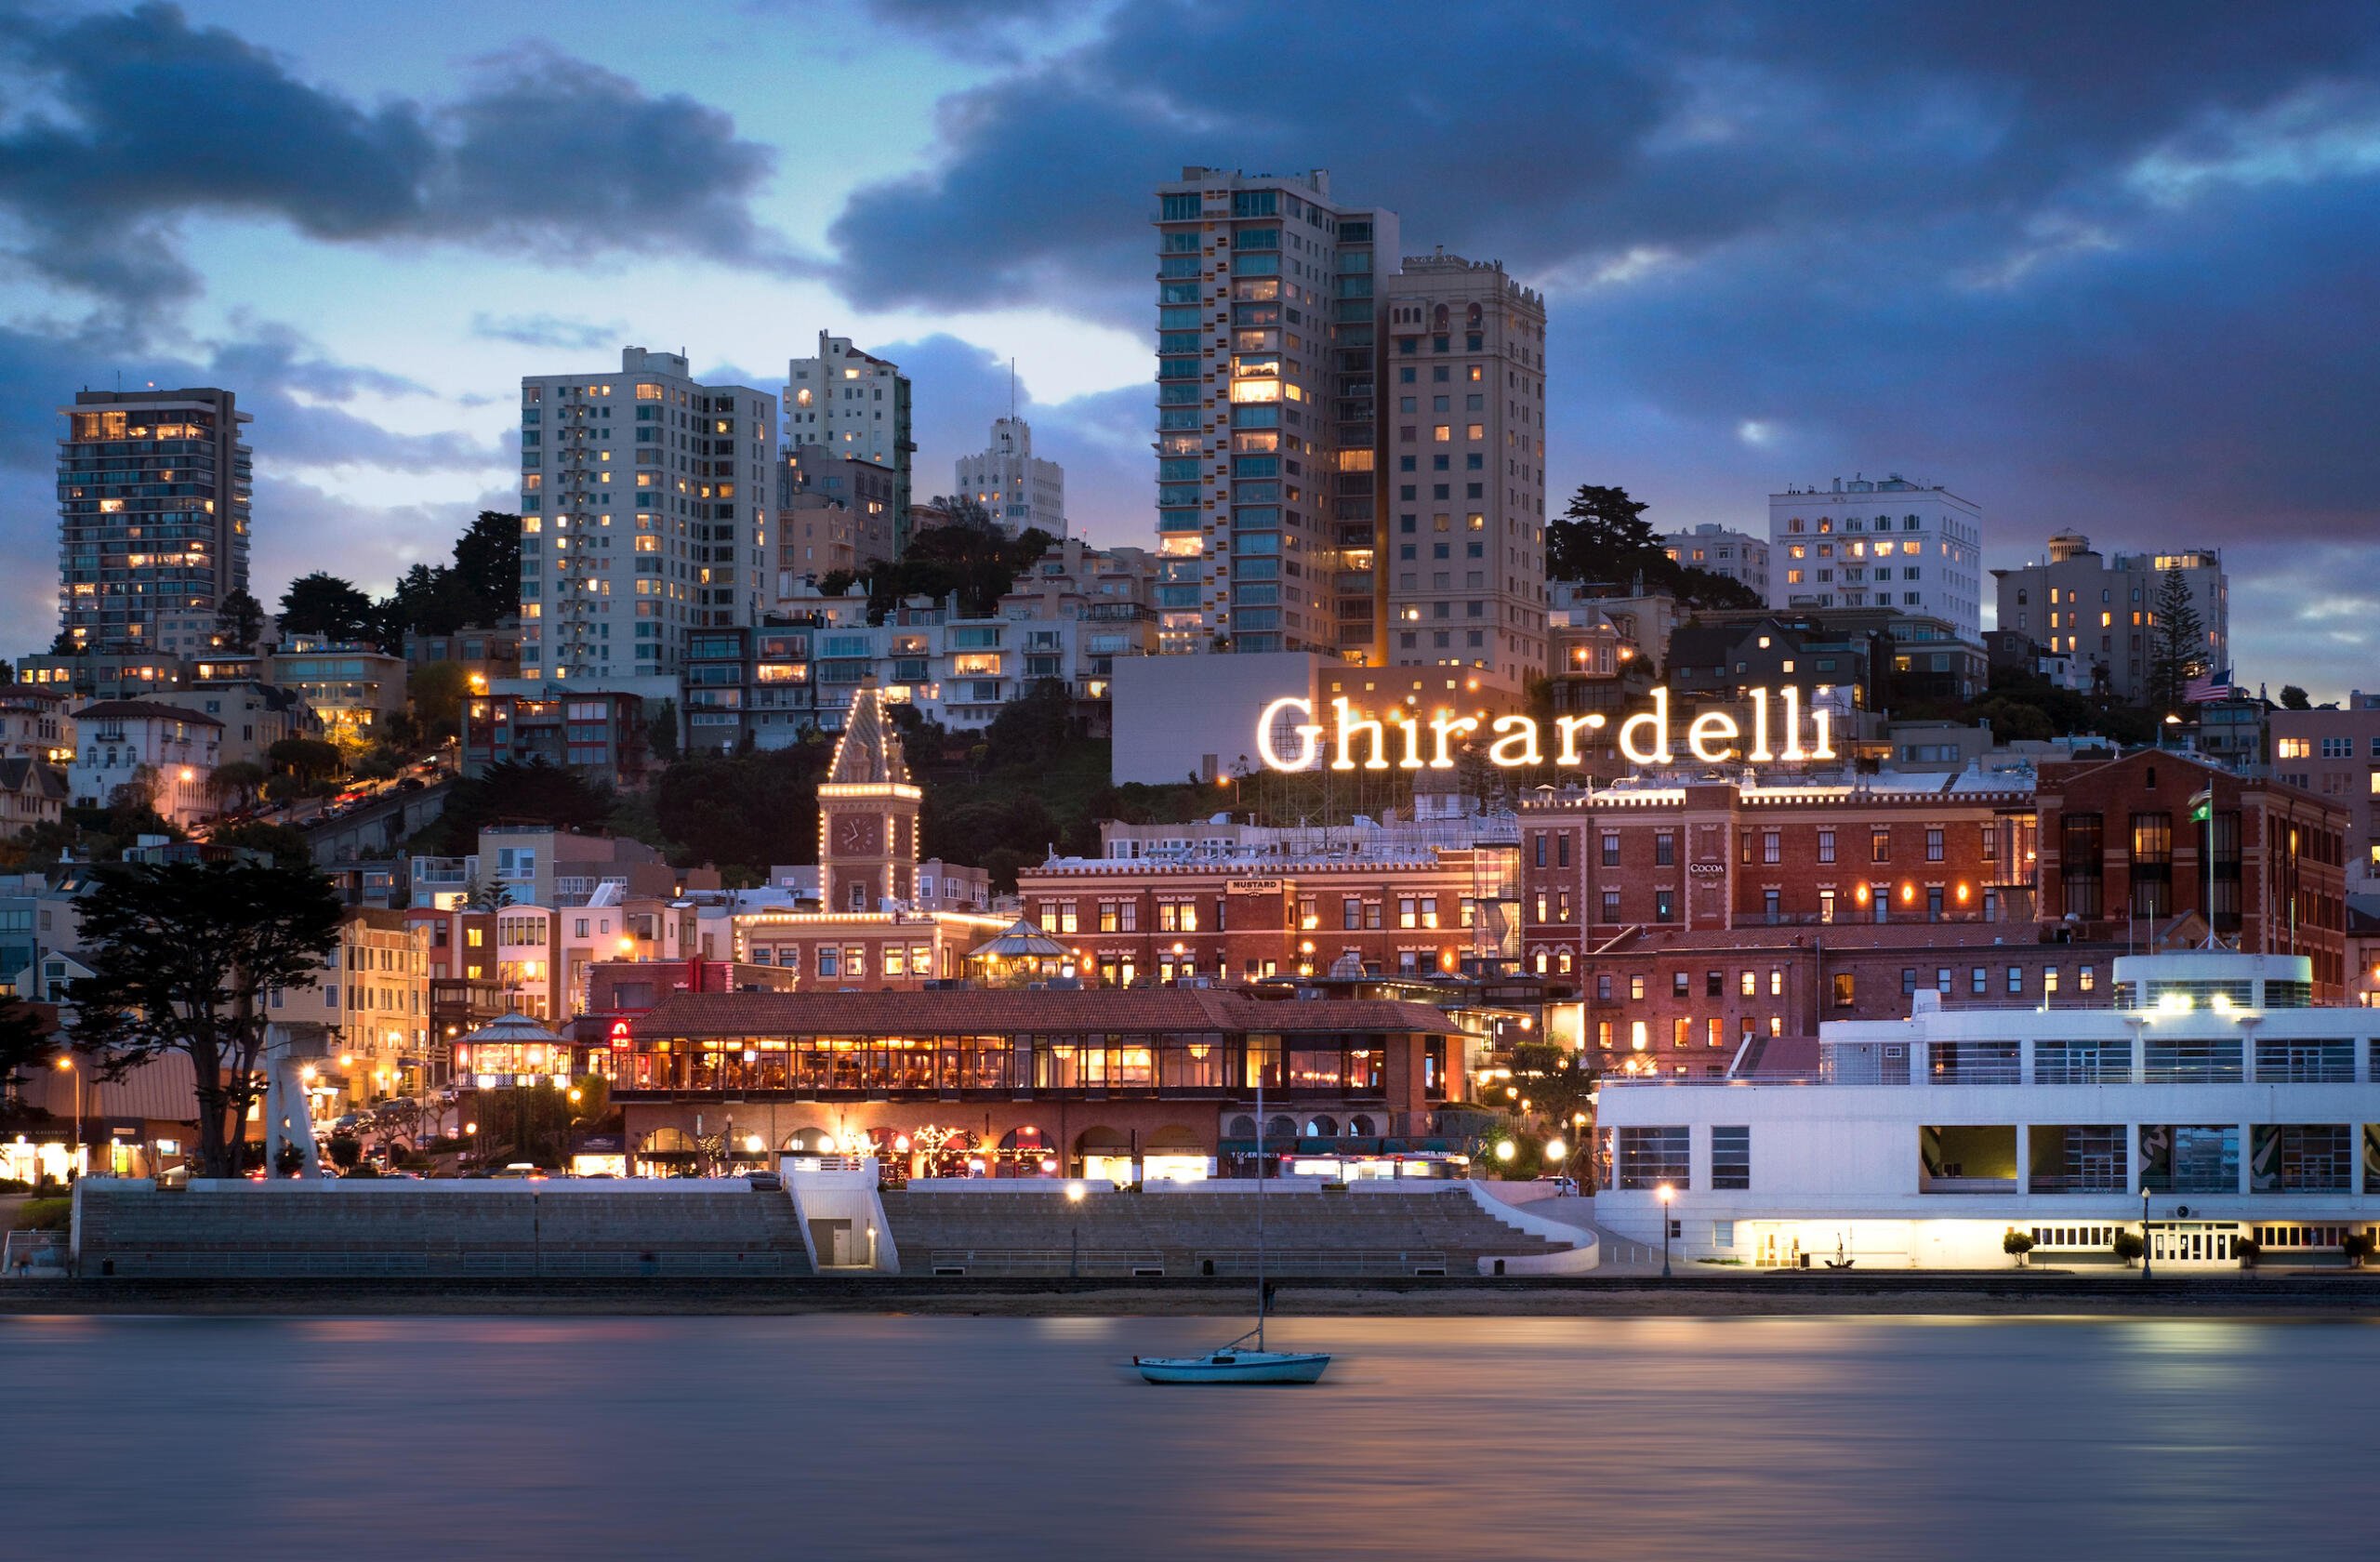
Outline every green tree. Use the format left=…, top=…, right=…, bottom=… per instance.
left=427, top=761, right=615, bottom=853
left=210, top=820, right=316, bottom=870
left=379, top=563, right=483, bottom=642
left=452, top=510, right=522, bottom=622
left=213, top=589, right=265, bottom=655
left=65, top=860, right=343, bottom=1177
left=205, top=759, right=269, bottom=811
left=278, top=573, right=377, bottom=643
left=1545, top=483, right=1759, bottom=608
left=983, top=679, right=1077, bottom=768
left=651, top=745, right=831, bottom=871
left=0, top=994, right=58, bottom=1094
left=1546, top=484, right=1658, bottom=585
left=646, top=698, right=681, bottom=763
left=462, top=872, right=513, bottom=912
left=2279, top=684, right=2311, bottom=711
left=267, top=735, right=344, bottom=784
left=851, top=523, right=1056, bottom=622
left=2145, top=566, right=2207, bottom=714
left=408, top=660, right=470, bottom=744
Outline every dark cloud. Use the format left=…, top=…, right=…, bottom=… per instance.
left=470, top=311, right=628, bottom=351
left=866, top=0, right=1079, bottom=30
left=823, top=0, right=2380, bottom=695
left=826, top=0, right=2379, bottom=320
left=0, top=3, right=800, bottom=311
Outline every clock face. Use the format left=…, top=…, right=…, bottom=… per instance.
left=835, top=814, right=882, bottom=855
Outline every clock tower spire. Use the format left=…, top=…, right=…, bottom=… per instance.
left=817, top=680, right=921, bottom=912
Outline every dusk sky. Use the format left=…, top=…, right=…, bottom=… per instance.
left=3, top=0, right=2375, bottom=695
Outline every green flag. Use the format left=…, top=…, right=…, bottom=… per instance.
left=2188, top=788, right=2213, bottom=823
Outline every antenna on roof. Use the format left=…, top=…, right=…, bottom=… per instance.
left=1009, top=358, right=1017, bottom=419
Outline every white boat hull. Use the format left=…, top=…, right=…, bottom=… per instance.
left=1134, top=1351, right=1330, bottom=1384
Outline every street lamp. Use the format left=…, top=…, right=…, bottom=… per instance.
left=2140, top=1186, right=2153, bottom=1279
left=54, top=1055, right=79, bottom=1182
left=1066, top=1180, right=1087, bottom=1277
left=1657, top=1182, right=1675, bottom=1278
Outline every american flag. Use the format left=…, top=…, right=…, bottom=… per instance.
left=2184, top=668, right=2233, bottom=703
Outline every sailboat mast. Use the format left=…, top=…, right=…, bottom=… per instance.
left=1255, top=1079, right=1265, bottom=1350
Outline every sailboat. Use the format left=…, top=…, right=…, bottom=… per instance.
left=1134, top=1082, right=1331, bottom=1385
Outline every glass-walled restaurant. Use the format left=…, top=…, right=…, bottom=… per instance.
left=603, top=1029, right=1447, bottom=1102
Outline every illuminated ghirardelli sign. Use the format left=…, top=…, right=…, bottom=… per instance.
left=1255, top=687, right=1836, bottom=773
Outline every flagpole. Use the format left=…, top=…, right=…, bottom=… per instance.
left=2202, top=786, right=2214, bottom=950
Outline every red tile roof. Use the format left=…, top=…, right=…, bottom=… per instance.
left=629, top=987, right=1464, bottom=1039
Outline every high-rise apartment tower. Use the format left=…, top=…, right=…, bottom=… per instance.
left=57, top=387, right=251, bottom=655
left=1152, top=167, right=1399, bottom=657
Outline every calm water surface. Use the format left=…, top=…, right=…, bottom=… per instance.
left=0, top=1311, right=2373, bottom=1560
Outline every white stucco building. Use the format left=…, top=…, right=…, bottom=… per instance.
left=787, top=332, right=915, bottom=554
left=67, top=698, right=219, bottom=827
left=955, top=416, right=1065, bottom=538
left=518, top=348, right=777, bottom=681
left=1595, top=949, right=2380, bottom=1269
left=1659, top=523, right=1770, bottom=601
left=1769, top=474, right=1983, bottom=645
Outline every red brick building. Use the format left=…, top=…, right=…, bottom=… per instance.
left=2034, top=750, right=2347, bottom=996
left=1014, top=845, right=1515, bottom=986
left=1515, top=774, right=2038, bottom=979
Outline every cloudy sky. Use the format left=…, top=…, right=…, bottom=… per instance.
left=3, top=0, right=2375, bottom=695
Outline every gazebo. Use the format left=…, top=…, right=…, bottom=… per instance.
left=964, top=919, right=1078, bottom=987
left=454, top=1013, right=572, bottom=1086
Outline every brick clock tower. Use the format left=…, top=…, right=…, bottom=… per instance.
left=817, top=682, right=921, bottom=912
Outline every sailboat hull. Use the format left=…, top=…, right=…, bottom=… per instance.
left=1133, top=1351, right=1330, bottom=1385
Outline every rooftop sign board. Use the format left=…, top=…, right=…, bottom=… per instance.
left=1255, top=688, right=1837, bottom=774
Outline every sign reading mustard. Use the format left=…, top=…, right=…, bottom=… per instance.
left=1254, top=687, right=1837, bottom=773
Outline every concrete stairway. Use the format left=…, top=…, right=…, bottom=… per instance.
left=879, top=1186, right=1580, bottom=1277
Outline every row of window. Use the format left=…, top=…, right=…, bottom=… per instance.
left=1603, top=1125, right=1748, bottom=1191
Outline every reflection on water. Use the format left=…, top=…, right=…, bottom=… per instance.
left=1, top=1312, right=2374, bottom=1561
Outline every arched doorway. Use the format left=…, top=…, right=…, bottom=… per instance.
left=996, top=1125, right=1052, bottom=1178
left=1075, top=1125, right=1130, bottom=1185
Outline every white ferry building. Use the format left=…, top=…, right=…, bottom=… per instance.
left=1594, top=950, right=2379, bottom=1268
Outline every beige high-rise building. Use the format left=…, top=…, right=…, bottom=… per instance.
left=1990, top=531, right=2227, bottom=705
left=1380, top=253, right=1549, bottom=695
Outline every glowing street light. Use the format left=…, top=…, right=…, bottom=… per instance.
left=1066, top=1181, right=1087, bottom=1277
left=1657, top=1182, right=1675, bottom=1278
